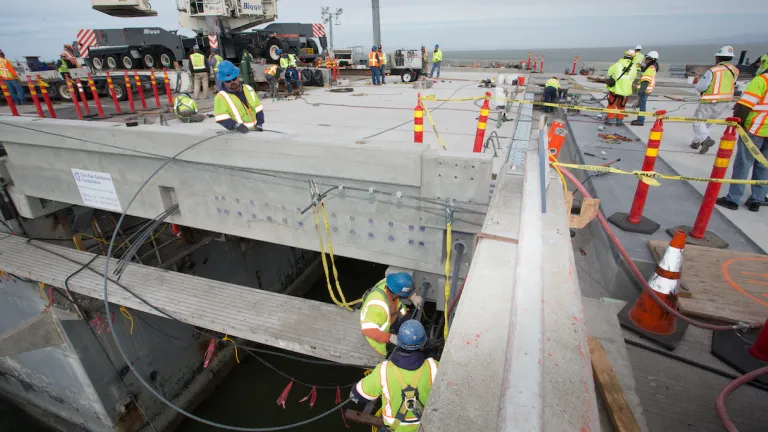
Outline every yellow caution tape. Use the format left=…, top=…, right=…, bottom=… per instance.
left=421, top=103, right=447, bottom=150
left=417, top=95, right=768, bottom=169
left=550, top=162, right=768, bottom=186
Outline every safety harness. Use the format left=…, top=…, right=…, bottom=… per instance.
left=388, top=362, right=426, bottom=429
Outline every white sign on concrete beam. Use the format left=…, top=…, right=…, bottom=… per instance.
left=71, top=169, right=122, bottom=212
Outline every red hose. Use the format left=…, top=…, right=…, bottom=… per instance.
left=715, top=365, right=768, bottom=431
left=557, top=166, right=763, bottom=332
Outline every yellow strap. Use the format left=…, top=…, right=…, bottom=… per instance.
left=549, top=155, right=567, bottom=193
left=421, top=103, right=447, bottom=150
left=443, top=221, right=452, bottom=339
left=120, top=306, right=134, bottom=335
left=222, top=334, right=240, bottom=363
left=313, top=202, right=362, bottom=310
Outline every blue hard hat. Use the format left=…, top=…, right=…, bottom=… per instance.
left=372, top=45, right=377, bottom=51
left=398, top=320, right=427, bottom=350
left=385, top=272, right=414, bottom=297
left=277, top=49, right=283, bottom=55
left=435, top=44, right=439, bottom=48
left=217, top=60, right=240, bottom=81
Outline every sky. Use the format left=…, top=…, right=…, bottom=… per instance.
left=1, top=0, right=768, bottom=60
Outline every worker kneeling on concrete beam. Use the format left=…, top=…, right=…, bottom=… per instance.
left=174, top=93, right=204, bottom=123
left=543, top=76, right=559, bottom=113
left=360, top=272, right=424, bottom=356
left=351, top=319, right=438, bottom=432
left=214, top=60, right=265, bottom=133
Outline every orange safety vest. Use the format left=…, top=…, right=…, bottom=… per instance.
left=326, top=58, right=332, bottom=68
left=369, top=51, right=379, bottom=67
left=0, top=58, right=18, bottom=80
left=701, top=63, right=739, bottom=102
left=264, top=65, right=277, bottom=76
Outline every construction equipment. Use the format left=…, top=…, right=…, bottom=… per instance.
left=86, top=0, right=327, bottom=69
left=388, top=49, right=424, bottom=83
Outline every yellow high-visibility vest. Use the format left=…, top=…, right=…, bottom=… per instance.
left=545, top=78, right=560, bottom=89
left=0, top=58, right=18, bottom=80
left=640, top=65, right=657, bottom=94
left=190, top=53, right=206, bottom=72
left=700, top=62, right=739, bottom=103
left=737, top=73, right=768, bottom=137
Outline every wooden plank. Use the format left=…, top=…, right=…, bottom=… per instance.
left=588, top=336, right=642, bottom=432
left=0, top=234, right=382, bottom=367
left=648, top=240, right=768, bottom=324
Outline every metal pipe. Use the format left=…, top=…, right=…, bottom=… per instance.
left=371, top=0, right=381, bottom=47
left=138, top=237, right=176, bottom=262
left=447, top=243, right=465, bottom=327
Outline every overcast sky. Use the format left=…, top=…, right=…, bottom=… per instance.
left=2, top=0, right=768, bottom=60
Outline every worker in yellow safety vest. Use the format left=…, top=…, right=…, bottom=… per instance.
left=604, top=50, right=638, bottom=126
left=351, top=320, right=437, bottom=432
left=429, top=44, right=442, bottom=78
left=56, top=53, right=71, bottom=80
left=716, top=72, right=768, bottom=212
left=214, top=60, right=264, bottom=132
left=208, top=49, right=224, bottom=91
left=279, top=49, right=302, bottom=96
left=0, top=49, right=24, bottom=105
left=690, top=45, right=739, bottom=154
left=631, top=50, right=659, bottom=126
left=360, top=272, right=424, bottom=356
left=632, top=44, right=644, bottom=66
left=264, top=64, right=279, bottom=101
left=543, top=77, right=559, bottom=113
left=189, top=47, right=209, bottom=100
left=751, top=53, right=768, bottom=77
left=378, top=45, right=387, bottom=85
left=369, top=46, right=381, bottom=86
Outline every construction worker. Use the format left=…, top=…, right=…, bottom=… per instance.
left=369, top=46, right=381, bottom=86
left=429, top=44, right=442, bottom=78
left=690, top=46, right=739, bottom=154
left=631, top=51, right=659, bottom=126
left=189, top=47, right=209, bottom=100
left=173, top=93, right=203, bottom=123
left=378, top=45, right=387, bottom=85
left=264, top=64, right=279, bottom=101
left=751, top=52, right=768, bottom=76
left=360, top=272, right=424, bottom=356
left=543, top=76, right=559, bottom=113
left=716, top=71, right=768, bottom=212
left=351, top=320, right=437, bottom=432
left=240, top=49, right=254, bottom=87
left=208, top=49, right=224, bottom=91
left=0, top=50, right=24, bottom=105
left=279, top=49, right=302, bottom=96
left=56, top=53, right=71, bottom=80
left=421, top=46, right=428, bottom=75
left=213, top=61, right=264, bottom=133
left=604, top=50, right=638, bottom=126
left=632, top=44, right=644, bottom=66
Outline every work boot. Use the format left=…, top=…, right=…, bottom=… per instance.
left=630, top=119, right=644, bottom=126
left=745, top=198, right=761, bottom=212
left=715, top=197, right=739, bottom=210
left=698, top=137, right=716, bottom=154
left=616, top=120, right=624, bottom=126
left=690, top=141, right=701, bottom=149
left=604, top=118, right=616, bottom=126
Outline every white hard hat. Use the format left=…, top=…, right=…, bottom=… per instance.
left=635, top=44, right=642, bottom=51
left=715, top=45, right=735, bottom=58
left=646, top=51, right=659, bottom=60
left=624, top=49, right=635, bottom=58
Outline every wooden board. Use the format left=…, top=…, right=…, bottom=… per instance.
left=648, top=240, right=768, bottom=324
left=588, top=336, right=642, bottom=432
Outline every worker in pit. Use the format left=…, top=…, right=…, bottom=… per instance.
left=715, top=71, right=768, bottom=212
left=690, top=46, right=739, bottom=154
left=421, top=45, right=428, bottom=75
left=630, top=51, right=659, bottom=126
left=351, top=320, right=437, bottom=432
left=429, top=44, right=442, bottom=79
left=0, top=50, right=24, bottom=106
left=213, top=61, right=264, bottom=133
left=189, top=47, right=209, bottom=100
left=278, top=49, right=302, bottom=96
left=750, top=52, right=768, bottom=78
left=369, top=46, right=381, bottom=86
left=264, top=64, right=279, bottom=102
left=378, top=45, right=387, bottom=85
left=360, top=272, right=424, bottom=357
left=208, top=49, right=224, bottom=91
left=240, top=48, right=254, bottom=87
left=604, top=50, right=638, bottom=126
left=632, top=45, right=644, bottom=66
left=173, top=93, right=203, bottom=123
left=543, top=76, right=560, bottom=113
left=56, top=53, right=71, bottom=80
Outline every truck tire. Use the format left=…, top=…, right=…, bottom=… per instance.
left=121, top=54, right=135, bottom=70
left=265, top=39, right=287, bottom=63
left=307, top=40, right=320, bottom=56
left=112, top=82, right=127, bottom=101
left=143, top=53, right=156, bottom=69
left=401, top=69, right=417, bottom=83
left=92, top=56, right=105, bottom=71
left=159, top=50, right=173, bottom=68
left=56, top=81, right=72, bottom=102
left=106, top=56, right=118, bottom=70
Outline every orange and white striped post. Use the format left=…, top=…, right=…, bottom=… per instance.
left=124, top=71, right=135, bottom=113
left=472, top=92, right=491, bottom=153
left=106, top=71, right=122, bottom=114
left=25, top=76, right=45, bottom=118
left=65, top=77, right=84, bottom=120
left=149, top=68, right=161, bottom=108
left=539, top=55, right=545, bottom=73
left=0, top=80, right=19, bottom=116
left=571, top=56, right=579, bottom=75
left=133, top=70, right=147, bottom=110
left=527, top=52, right=532, bottom=70
left=86, top=73, right=105, bottom=118
left=414, top=93, right=424, bottom=143
left=76, top=78, right=94, bottom=117
left=36, top=75, right=55, bottom=118
left=162, top=68, right=173, bottom=106
left=532, top=55, right=538, bottom=72
left=690, top=118, right=739, bottom=240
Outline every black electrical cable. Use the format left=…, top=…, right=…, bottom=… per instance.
left=0, top=218, right=14, bottom=234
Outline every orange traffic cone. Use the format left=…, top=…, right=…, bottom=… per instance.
left=617, top=230, right=689, bottom=350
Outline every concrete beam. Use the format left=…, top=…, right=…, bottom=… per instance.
left=0, top=312, right=64, bottom=358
